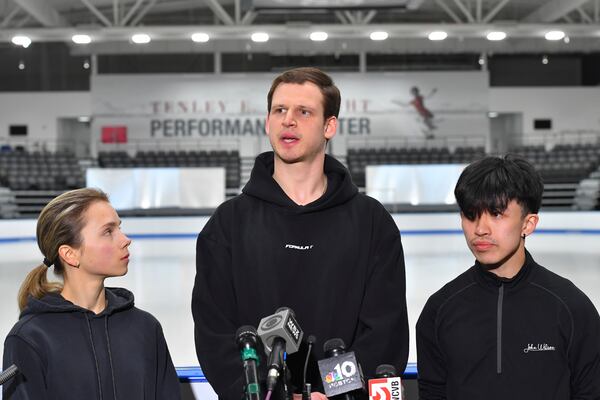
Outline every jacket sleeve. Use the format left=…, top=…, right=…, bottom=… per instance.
left=416, top=296, right=447, bottom=400
left=2, top=335, right=47, bottom=400
left=568, top=291, right=600, bottom=399
left=154, top=322, right=182, bottom=400
left=351, top=208, right=409, bottom=379
left=192, top=215, right=244, bottom=400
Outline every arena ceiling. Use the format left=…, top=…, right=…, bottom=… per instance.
left=1, top=0, right=600, bottom=54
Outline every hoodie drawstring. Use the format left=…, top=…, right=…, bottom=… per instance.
left=85, top=314, right=103, bottom=400
left=105, top=316, right=118, bottom=400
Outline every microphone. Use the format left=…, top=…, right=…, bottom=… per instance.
left=317, top=338, right=364, bottom=399
left=368, top=364, right=402, bottom=400
left=236, top=326, right=261, bottom=400
left=0, top=364, right=19, bottom=386
left=257, top=307, right=304, bottom=393
left=302, top=335, right=317, bottom=400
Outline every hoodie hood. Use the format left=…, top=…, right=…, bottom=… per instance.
left=21, top=287, right=135, bottom=318
left=242, top=151, right=358, bottom=212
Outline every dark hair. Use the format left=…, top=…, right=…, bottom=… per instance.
left=454, top=155, right=543, bottom=220
left=18, top=188, right=109, bottom=311
left=267, top=67, right=341, bottom=119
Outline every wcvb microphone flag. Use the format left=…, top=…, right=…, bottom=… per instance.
left=368, top=377, right=402, bottom=400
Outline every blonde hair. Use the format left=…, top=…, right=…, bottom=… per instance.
left=18, top=188, right=109, bottom=311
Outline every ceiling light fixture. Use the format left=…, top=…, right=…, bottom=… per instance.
left=486, top=31, right=506, bottom=41
left=12, top=35, right=31, bottom=48
left=310, top=31, right=328, bottom=41
left=428, top=31, right=447, bottom=41
left=72, top=34, right=91, bottom=44
left=370, top=31, right=389, bottom=41
left=131, top=33, right=151, bottom=44
left=251, top=32, right=269, bottom=43
left=191, top=33, right=210, bottom=43
left=545, top=30, right=565, bottom=41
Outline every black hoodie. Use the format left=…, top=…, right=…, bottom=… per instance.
left=3, top=287, right=180, bottom=400
left=416, top=250, right=600, bottom=400
left=192, top=152, right=409, bottom=399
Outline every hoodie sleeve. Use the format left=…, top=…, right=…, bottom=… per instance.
left=416, top=296, right=448, bottom=400
left=568, top=290, right=600, bottom=399
left=154, top=322, right=181, bottom=400
left=192, top=213, right=244, bottom=400
left=351, top=208, right=409, bottom=379
left=2, top=335, right=47, bottom=400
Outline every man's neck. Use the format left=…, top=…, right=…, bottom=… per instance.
left=272, top=154, right=328, bottom=206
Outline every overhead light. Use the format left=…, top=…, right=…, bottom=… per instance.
left=78, top=116, right=91, bottom=123
left=428, top=31, right=447, bottom=41
left=486, top=31, right=506, bottom=41
left=18, top=60, right=25, bottom=70
left=72, top=34, right=91, bottom=44
left=545, top=30, right=565, bottom=41
left=131, top=33, right=151, bottom=44
left=370, top=31, right=389, bottom=41
left=191, top=32, right=209, bottom=43
left=12, top=35, right=31, bottom=48
left=488, top=112, right=499, bottom=118
left=310, top=31, right=328, bottom=41
left=542, top=55, right=549, bottom=64
left=564, top=36, right=570, bottom=44
left=251, top=32, right=269, bottom=43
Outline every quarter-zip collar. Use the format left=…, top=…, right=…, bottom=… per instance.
left=473, top=249, right=536, bottom=291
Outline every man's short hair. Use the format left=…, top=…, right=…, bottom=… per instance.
left=454, top=154, right=544, bottom=220
left=267, top=67, right=341, bottom=120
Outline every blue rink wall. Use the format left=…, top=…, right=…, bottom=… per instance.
left=1, top=212, right=600, bottom=398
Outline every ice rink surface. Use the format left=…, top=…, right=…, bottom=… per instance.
left=2, top=212, right=599, bottom=369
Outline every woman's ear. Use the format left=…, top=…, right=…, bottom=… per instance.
left=58, top=245, right=80, bottom=268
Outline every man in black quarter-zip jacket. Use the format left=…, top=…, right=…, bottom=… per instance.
left=417, top=155, right=600, bottom=400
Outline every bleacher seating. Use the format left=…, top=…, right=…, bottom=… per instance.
left=0, top=149, right=85, bottom=191
left=98, top=150, right=241, bottom=189
left=0, top=186, right=19, bottom=218
left=347, top=146, right=485, bottom=188
left=511, top=143, right=600, bottom=184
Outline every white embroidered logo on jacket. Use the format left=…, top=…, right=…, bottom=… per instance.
left=523, top=343, right=556, bottom=353
left=284, top=244, right=314, bottom=250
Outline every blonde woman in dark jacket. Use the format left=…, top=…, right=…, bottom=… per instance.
left=3, top=188, right=181, bottom=399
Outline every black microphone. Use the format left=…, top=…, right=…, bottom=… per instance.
left=257, top=307, right=304, bottom=393
left=302, top=335, right=317, bottom=400
left=236, top=326, right=261, bottom=400
left=368, top=364, right=403, bottom=400
left=317, top=338, right=364, bottom=400
left=375, top=364, right=397, bottom=378
left=0, top=364, right=19, bottom=386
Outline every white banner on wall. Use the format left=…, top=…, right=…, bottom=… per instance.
left=86, top=167, right=225, bottom=209
left=91, top=71, right=489, bottom=146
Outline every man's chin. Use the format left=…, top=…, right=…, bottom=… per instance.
left=274, top=151, right=304, bottom=165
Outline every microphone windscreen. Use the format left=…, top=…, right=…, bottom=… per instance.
left=375, top=364, right=397, bottom=378
left=323, top=337, right=345, bottom=354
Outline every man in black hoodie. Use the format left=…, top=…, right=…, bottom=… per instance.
left=192, top=67, right=409, bottom=399
left=416, top=155, right=600, bottom=399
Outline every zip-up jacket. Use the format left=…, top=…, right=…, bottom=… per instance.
left=192, top=151, right=409, bottom=399
left=416, top=250, right=600, bottom=400
left=2, top=287, right=180, bottom=400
